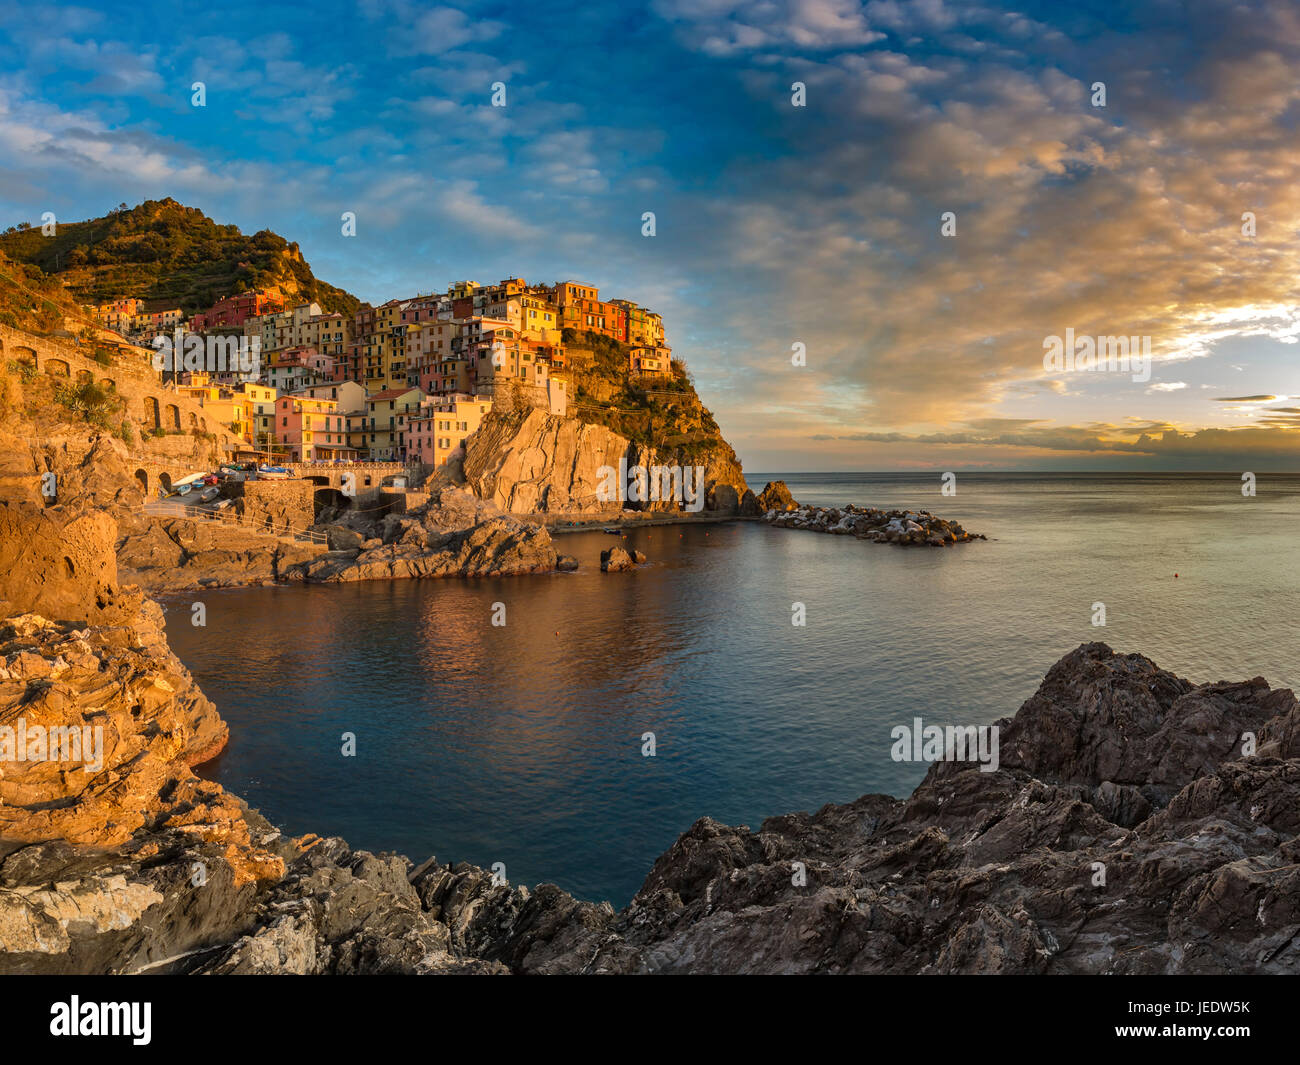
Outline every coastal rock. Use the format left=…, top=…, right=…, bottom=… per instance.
left=6, top=635, right=1300, bottom=976
left=325, top=525, right=365, bottom=552
left=556, top=555, right=579, bottom=572
left=302, top=511, right=559, bottom=582
left=462, top=408, right=750, bottom=517
left=116, top=516, right=328, bottom=593
left=410, top=643, right=1300, bottom=975
left=764, top=503, right=984, bottom=547
left=756, top=481, right=798, bottom=513
left=600, top=547, right=634, bottom=572
left=0, top=504, right=122, bottom=624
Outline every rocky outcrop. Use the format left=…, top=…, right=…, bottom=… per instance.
left=299, top=488, right=559, bottom=582
left=117, top=516, right=327, bottom=593
left=462, top=408, right=750, bottom=516
left=6, top=605, right=1300, bottom=973
left=380, top=643, right=1300, bottom=974
left=600, top=547, right=633, bottom=572
left=757, top=480, right=798, bottom=513
left=765, top=503, right=985, bottom=546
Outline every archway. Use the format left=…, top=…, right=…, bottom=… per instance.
left=45, top=358, right=70, bottom=377
left=166, top=403, right=181, bottom=430
left=159, top=472, right=173, bottom=492
left=76, top=369, right=93, bottom=385
left=100, top=378, right=116, bottom=391
left=313, top=486, right=348, bottom=519
left=134, top=468, right=148, bottom=494
left=144, top=396, right=160, bottom=430
left=13, top=346, right=37, bottom=368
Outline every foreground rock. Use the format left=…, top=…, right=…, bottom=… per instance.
left=7, top=592, right=1300, bottom=972
left=385, top=642, right=1300, bottom=974
left=765, top=502, right=985, bottom=546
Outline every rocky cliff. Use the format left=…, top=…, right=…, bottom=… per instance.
left=461, top=407, right=755, bottom=516
left=6, top=514, right=1300, bottom=976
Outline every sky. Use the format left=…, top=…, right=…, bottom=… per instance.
left=2, top=0, right=1300, bottom=471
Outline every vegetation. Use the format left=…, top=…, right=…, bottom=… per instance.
left=53, top=380, right=123, bottom=431
left=0, top=198, right=359, bottom=317
left=0, top=249, right=82, bottom=333
left=560, top=328, right=727, bottom=460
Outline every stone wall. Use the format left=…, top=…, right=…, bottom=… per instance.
left=0, top=324, right=242, bottom=453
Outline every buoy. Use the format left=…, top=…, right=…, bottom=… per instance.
left=1174, top=573, right=1178, bottom=578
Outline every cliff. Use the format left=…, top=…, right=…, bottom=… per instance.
left=461, top=406, right=755, bottom=517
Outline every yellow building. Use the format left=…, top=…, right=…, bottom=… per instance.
left=364, top=386, right=424, bottom=460
left=406, top=395, right=493, bottom=469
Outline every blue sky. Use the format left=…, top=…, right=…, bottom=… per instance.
left=3, top=0, right=1300, bottom=470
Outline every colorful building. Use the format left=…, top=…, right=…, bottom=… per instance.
left=364, top=386, right=424, bottom=460
left=273, top=392, right=344, bottom=462
left=191, top=292, right=284, bottom=331
left=405, top=394, right=494, bottom=469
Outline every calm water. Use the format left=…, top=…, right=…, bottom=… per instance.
left=166, top=472, right=1300, bottom=906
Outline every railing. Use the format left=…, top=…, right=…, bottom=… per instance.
left=142, top=499, right=331, bottom=545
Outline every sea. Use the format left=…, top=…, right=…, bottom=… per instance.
left=165, top=472, right=1300, bottom=906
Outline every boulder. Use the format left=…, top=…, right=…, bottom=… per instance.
left=757, top=481, right=798, bottom=512
left=600, top=547, right=634, bottom=572
left=325, top=525, right=365, bottom=552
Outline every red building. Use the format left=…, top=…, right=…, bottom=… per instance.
left=191, top=291, right=285, bottom=331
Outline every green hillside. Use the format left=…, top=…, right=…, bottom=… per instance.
left=0, top=199, right=359, bottom=317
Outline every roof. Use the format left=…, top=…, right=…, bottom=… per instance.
left=367, top=387, right=421, bottom=401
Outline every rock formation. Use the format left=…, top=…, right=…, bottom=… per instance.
left=6, top=577, right=1300, bottom=973
left=765, top=503, right=985, bottom=546
left=757, top=480, right=798, bottom=513
left=298, top=488, right=559, bottom=582
left=462, top=408, right=750, bottom=516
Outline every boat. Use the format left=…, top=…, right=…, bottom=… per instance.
left=169, top=472, right=207, bottom=495
left=257, top=465, right=291, bottom=480
left=198, top=487, right=221, bottom=503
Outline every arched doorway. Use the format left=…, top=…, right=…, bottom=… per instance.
left=134, top=468, right=149, bottom=494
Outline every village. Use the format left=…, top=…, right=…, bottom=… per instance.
left=91, top=277, right=674, bottom=470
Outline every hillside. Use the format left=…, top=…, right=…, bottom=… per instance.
left=0, top=248, right=87, bottom=334
left=0, top=199, right=359, bottom=317
left=561, top=328, right=732, bottom=466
